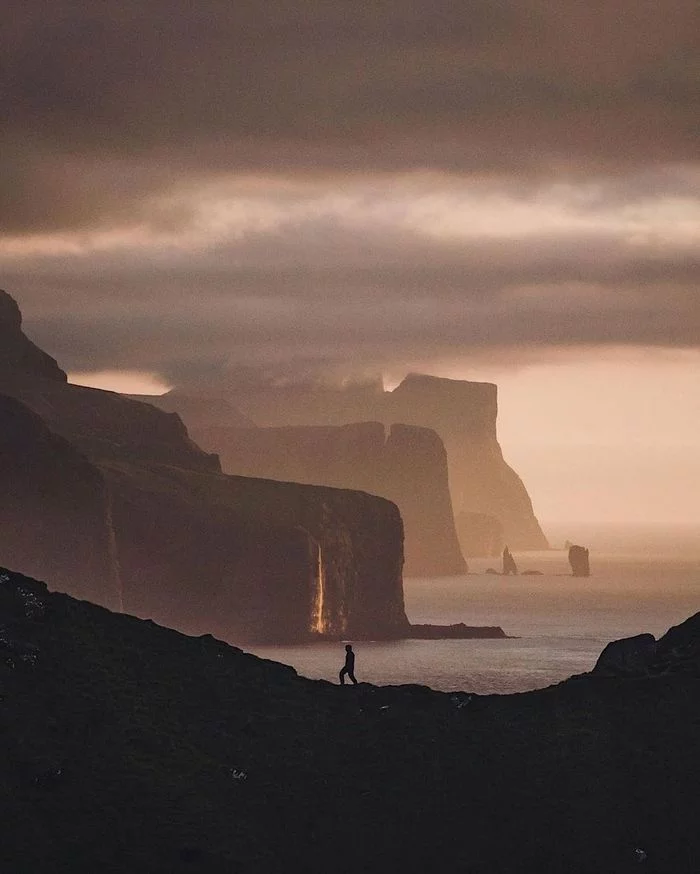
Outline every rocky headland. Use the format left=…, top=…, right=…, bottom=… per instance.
left=155, top=373, right=548, bottom=558
left=186, top=420, right=467, bottom=577
left=0, top=565, right=698, bottom=874
left=0, top=289, right=409, bottom=643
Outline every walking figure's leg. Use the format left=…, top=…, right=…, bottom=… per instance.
left=339, top=668, right=347, bottom=685
left=349, top=672, right=358, bottom=685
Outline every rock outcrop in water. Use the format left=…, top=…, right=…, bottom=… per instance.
left=1, top=564, right=699, bottom=874
left=0, top=289, right=408, bottom=642
left=569, top=544, right=591, bottom=577
left=164, top=373, right=548, bottom=556
left=186, top=421, right=466, bottom=577
left=502, top=545, right=518, bottom=575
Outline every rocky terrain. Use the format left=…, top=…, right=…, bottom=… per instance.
left=0, top=565, right=698, bottom=874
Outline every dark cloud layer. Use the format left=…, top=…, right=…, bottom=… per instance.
left=1, top=2, right=699, bottom=382
left=3, top=1, right=699, bottom=230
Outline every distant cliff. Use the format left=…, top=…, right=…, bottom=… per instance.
left=0, top=289, right=408, bottom=642
left=388, top=375, right=548, bottom=552
left=189, top=421, right=466, bottom=577
left=177, top=374, right=548, bottom=554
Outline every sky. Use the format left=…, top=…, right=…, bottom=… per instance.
left=2, top=1, right=699, bottom=529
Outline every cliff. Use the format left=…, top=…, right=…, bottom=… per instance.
left=100, top=460, right=407, bottom=642
left=387, top=375, right=548, bottom=552
left=189, top=421, right=466, bottom=577
left=0, top=395, right=121, bottom=610
left=1, top=565, right=698, bottom=873
left=0, top=290, right=408, bottom=642
left=0, top=291, right=67, bottom=382
left=188, top=373, right=548, bottom=554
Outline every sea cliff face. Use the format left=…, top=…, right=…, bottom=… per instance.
left=188, top=420, right=466, bottom=577
left=387, top=375, right=548, bottom=552
left=0, top=394, right=121, bottom=610
left=101, top=460, right=407, bottom=642
left=179, top=373, right=548, bottom=554
left=0, top=289, right=407, bottom=642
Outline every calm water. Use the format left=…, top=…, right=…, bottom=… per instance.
left=249, top=549, right=700, bottom=694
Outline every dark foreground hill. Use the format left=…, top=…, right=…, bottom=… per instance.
left=1, top=567, right=699, bottom=874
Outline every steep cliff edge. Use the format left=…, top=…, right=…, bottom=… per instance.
left=0, top=395, right=121, bottom=610
left=194, top=373, right=548, bottom=553
left=1, top=566, right=698, bottom=874
left=0, top=291, right=66, bottom=382
left=0, top=290, right=407, bottom=642
left=388, top=375, right=548, bottom=552
left=101, top=460, right=407, bottom=642
left=189, top=421, right=466, bottom=577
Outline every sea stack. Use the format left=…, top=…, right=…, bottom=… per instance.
left=568, top=545, right=591, bottom=577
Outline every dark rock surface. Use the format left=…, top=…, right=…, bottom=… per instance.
left=655, top=612, right=700, bottom=675
left=0, top=394, right=121, bottom=610
left=177, top=372, right=548, bottom=553
left=0, top=290, right=66, bottom=382
left=592, top=615, right=700, bottom=679
left=593, top=634, right=657, bottom=677
left=188, top=421, right=466, bottom=577
left=0, top=290, right=407, bottom=642
left=1, top=566, right=699, bottom=874
left=569, top=544, right=591, bottom=577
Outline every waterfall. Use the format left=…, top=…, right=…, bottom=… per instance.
left=310, top=542, right=327, bottom=635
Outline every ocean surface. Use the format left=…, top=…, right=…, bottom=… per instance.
left=249, top=544, right=700, bottom=694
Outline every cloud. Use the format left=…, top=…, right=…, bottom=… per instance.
left=2, top=1, right=699, bottom=231
left=1, top=2, right=698, bottom=384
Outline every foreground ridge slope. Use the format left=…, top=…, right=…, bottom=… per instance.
left=1, top=567, right=698, bottom=874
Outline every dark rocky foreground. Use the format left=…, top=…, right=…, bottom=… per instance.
left=1, top=567, right=699, bottom=874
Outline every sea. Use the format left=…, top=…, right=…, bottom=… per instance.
left=249, top=525, right=700, bottom=694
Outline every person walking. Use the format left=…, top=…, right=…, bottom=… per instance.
left=339, top=643, right=358, bottom=685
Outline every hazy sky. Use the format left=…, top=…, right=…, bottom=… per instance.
left=2, top=2, right=699, bottom=528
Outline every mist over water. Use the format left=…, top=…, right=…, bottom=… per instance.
left=250, top=527, right=700, bottom=694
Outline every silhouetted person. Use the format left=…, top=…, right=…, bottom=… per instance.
left=339, top=643, right=358, bottom=685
